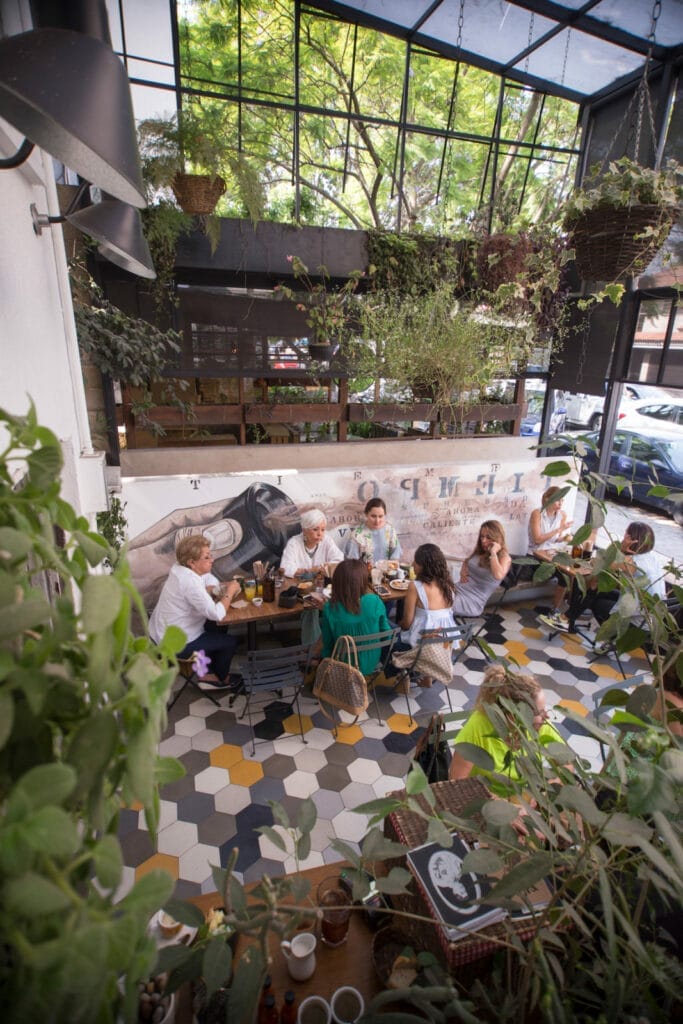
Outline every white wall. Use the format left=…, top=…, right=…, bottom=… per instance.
left=0, top=1, right=106, bottom=513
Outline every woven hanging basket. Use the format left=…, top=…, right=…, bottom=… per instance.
left=172, top=173, right=226, bottom=215
left=568, top=203, right=680, bottom=282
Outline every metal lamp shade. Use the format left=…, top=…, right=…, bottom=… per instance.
left=68, top=200, right=156, bottom=279
left=0, top=28, right=146, bottom=209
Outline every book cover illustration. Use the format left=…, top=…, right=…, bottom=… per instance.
left=406, top=833, right=506, bottom=941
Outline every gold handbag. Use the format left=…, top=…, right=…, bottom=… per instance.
left=313, top=635, right=368, bottom=721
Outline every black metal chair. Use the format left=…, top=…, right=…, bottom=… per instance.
left=167, top=656, right=222, bottom=711
left=350, top=625, right=402, bottom=726
left=240, top=642, right=314, bottom=754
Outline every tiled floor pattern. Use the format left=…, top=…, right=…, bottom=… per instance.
left=117, top=600, right=649, bottom=899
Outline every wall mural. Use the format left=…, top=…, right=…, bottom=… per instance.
left=124, top=457, right=572, bottom=610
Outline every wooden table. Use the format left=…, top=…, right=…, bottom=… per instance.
left=178, top=863, right=382, bottom=1021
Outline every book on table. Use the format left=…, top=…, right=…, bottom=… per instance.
left=406, top=833, right=506, bottom=941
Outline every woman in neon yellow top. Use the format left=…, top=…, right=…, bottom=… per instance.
left=448, top=664, right=563, bottom=796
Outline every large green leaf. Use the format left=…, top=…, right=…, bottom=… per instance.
left=0, top=597, right=51, bottom=639
left=4, top=872, right=71, bottom=915
left=66, top=712, right=118, bottom=802
left=0, top=526, right=33, bottom=561
left=22, top=805, right=80, bottom=858
left=92, top=833, right=123, bottom=889
left=14, top=763, right=77, bottom=811
left=119, top=869, right=174, bottom=917
left=556, top=785, right=606, bottom=827
left=202, top=934, right=233, bottom=996
left=27, top=443, right=63, bottom=490
left=485, top=852, right=555, bottom=901
left=80, top=575, right=123, bottom=633
left=0, top=688, right=15, bottom=749
left=298, top=795, right=317, bottom=834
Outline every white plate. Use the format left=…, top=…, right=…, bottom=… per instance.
left=389, top=579, right=410, bottom=591
left=148, top=910, right=198, bottom=949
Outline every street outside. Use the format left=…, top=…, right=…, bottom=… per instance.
left=573, top=490, right=681, bottom=569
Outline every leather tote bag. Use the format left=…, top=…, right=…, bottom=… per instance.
left=412, top=712, right=452, bottom=783
left=313, top=635, right=368, bottom=720
left=391, top=633, right=454, bottom=685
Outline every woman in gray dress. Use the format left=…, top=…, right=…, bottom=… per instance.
left=452, top=520, right=511, bottom=617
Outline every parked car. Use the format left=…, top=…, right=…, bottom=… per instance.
left=521, top=392, right=567, bottom=436
left=564, top=383, right=670, bottom=431
left=566, top=427, right=683, bottom=525
left=617, top=398, right=683, bottom=435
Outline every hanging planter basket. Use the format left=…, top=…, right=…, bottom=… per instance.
left=308, top=340, right=337, bottom=361
left=172, top=173, right=226, bottom=215
left=475, top=232, right=532, bottom=292
left=568, top=202, right=680, bottom=281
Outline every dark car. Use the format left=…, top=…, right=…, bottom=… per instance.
left=567, top=428, right=683, bottom=525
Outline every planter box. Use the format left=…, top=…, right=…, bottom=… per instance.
left=348, top=403, right=437, bottom=423
left=135, top=405, right=243, bottom=426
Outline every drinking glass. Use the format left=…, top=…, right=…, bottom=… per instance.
left=243, top=578, right=257, bottom=601
left=317, top=877, right=352, bottom=947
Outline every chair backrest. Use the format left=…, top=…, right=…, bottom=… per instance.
left=418, top=625, right=465, bottom=646
left=352, top=625, right=401, bottom=675
left=246, top=642, right=313, bottom=690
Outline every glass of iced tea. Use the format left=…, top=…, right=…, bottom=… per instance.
left=317, top=877, right=352, bottom=947
left=243, top=578, right=257, bottom=601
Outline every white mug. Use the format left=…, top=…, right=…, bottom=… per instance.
left=396, top=568, right=405, bottom=581
left=331, top=986, right=364, bottom=1024
left=280, top=931, right=316, bottom=982
left=297, top=994, right=331, bottom=1024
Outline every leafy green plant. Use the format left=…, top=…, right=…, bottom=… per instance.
left=563, top=157, right=682, bottom=222
left=71, top=266, right=181, bottom=385
left=96, top=494, right=128, bottom=569
left=0, top=405, right=185, bottom=1023
left=275, top=254, right=364, bottom=345
left=138, top=108, right=228, bottom=190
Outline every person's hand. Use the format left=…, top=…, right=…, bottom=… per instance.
left=489, top=542, right=501, bottom=556
left=222, top=580, right=242, bottom=605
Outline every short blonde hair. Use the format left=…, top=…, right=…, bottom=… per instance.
left=176, top=534, right=209, bottom=566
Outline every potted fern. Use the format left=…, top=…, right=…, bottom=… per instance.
left=275, top=255, right=364, bottom=361
left=563, top=156, right=682, bottom=281
left=138, top=107, right=227, bottom=215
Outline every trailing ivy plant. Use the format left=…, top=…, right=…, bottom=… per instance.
left=0, top=405, right=185, bottom=1023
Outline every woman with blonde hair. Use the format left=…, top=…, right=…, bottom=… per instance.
left=452, top=520, right=512, bottom=617
left=448, top=664, right=563, bottom=794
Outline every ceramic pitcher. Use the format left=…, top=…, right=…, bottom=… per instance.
left=280, top=931, right=316, bottom=981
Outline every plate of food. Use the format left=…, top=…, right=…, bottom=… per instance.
left=148, top=910, right=198, bottom=949
left=389, top=579, right=410, bottom=591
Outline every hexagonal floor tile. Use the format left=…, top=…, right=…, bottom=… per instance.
left=214, top=784, right=253, bottom=816
left=195, top=766, right=231, bottom=794
left=210, top=744, right=244, bottom=769
left=283, top=769, right=318, bottom=799
left=346, top=757, right=383, bottom=785
left=229, top=760, right=264, bottom=787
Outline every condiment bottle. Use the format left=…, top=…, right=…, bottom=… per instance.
left=258, top=993, right=278, bottom=1024
left=262, top=570, right=275, bottom=603
left=257, top=975, right=273, bottom=1020
left=279, top=990, right=297, bottom=1023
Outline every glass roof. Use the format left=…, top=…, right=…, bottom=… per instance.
left=305, top=0, right=683, bottom=102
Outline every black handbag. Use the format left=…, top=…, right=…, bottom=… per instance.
left=412, top=713, right=452, bottom=783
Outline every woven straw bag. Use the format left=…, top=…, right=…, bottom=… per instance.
left=313, top=635, right=368, bottom=721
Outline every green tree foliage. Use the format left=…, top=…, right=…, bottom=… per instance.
left=174, top=0, right=580, bottom=231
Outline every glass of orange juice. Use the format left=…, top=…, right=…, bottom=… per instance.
left=244, top=578, right=257, bottom=601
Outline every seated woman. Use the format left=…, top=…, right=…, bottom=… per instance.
left=565, top=521, right=665, bottom=632
left=345, top=497, right=401, bottom=565
left=316, top=558, right=392, bottom=676
left=448, top=664, right=563, bottom=795
left=279, top=508, right=344, bottom=578
left=528, top=486, right=573, bottom=627
left=399, top=543, right=455, bottom=687
left=149, top=535, right=242, bottom=687
left=452, top=520, right=512, bottom=617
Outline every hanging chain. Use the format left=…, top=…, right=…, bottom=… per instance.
left=634, top=0, right=661, bottom=162
left=560, top=27, right=571, bottom=87
left=456, top=0, right=464, bottom=51
left=524, top=12, right=535, bottom=74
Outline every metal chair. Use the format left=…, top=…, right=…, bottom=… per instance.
left=391, top=625, right=466, bottom=721
left=587, top=594, right=681, bottom=679
left=168, top=657, right=222, bottom=711
left=351, top=625, right=402, bottom=726
left=240, top=642, right=313, bottom=754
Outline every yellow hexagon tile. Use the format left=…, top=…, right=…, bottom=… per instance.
left=521, top=626, right=544, bottom=640
left=561, top=637, right=587, bottom=655
left=590, top=663, right=624, bottom=679
left=135, top=852, right=178, bottom=882
left=503, top=641, right=530, bottom=665
left=210, top=744, right=244, bottom=769
left=229, top=759, right=264, bottom=786
left=558, top=698, right=589, bottom=717
left=333, top=723, right=365, bottom=744
left=385, top=712, right=419, bottom=735
left=282, top=713, right=314, bottom=735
